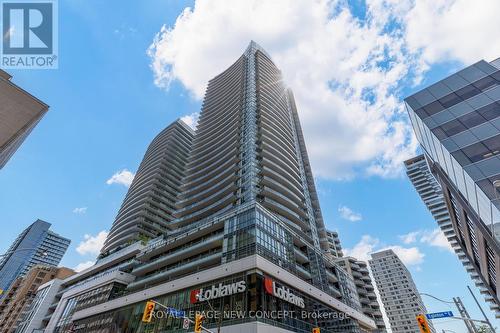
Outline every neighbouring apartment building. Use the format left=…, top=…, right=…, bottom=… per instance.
left=0, top=69, right=49, bottom=169
left=369, top=250, right=435, bottom=333
left=324, top=231, right=385, bottom=333
left=336, top=257, right=386, bottom=333
left=0, top=265, right=74, bottom=333
left=101, top=120, right=194, bottom=255
left=326, top=230, right=344, bottom=259
left=405, top=59, right=500, bottom=317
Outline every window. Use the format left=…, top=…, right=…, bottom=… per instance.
left=414, top=107, right=429, bottom=119
left=441, top=119, right=467, bottom=137
left=439, top=93, right=462, bottom=108
left=474, top=75, right=498, bottom=91
left=478, top=102, right=500, bottom=121
left=459, top=112, right=486, bottom=128
left=456, top=85, right=481, bottom=100
left=423, top=101, right=445, bottom=116
left=433, top=102, right=500, bottom=141
left=462, top=142, right=491, bottom=163
left=483, top=135, right=500, bottom=155
left=477, top=173, right=500, bottom=204
left=431, top=127, right=448, bottom=140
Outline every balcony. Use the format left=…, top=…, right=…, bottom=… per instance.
left=294, top=247, right=309, bottom=264
left=132, top=233, right=224, bottom=275
left=326, top=269, right=338, bottom=283
left=295, top=264, right=312, bottom=280
left=127, top=252, right=222, bottom=291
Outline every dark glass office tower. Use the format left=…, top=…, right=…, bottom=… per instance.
left=101, top=120, right=195, bottom=255
left=70, top=42, right=376, bottom=333
left=405, top=59, right=500, bottom=317
left=0, top=220, right=70, bottom=297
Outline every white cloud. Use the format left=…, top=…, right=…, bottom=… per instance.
left=72, top=207, right=87, bottom=214
left=147, top=0, right=499, bottom=179
left=106, top=169, right=135, bottom=187
left=405, top=0, right=500, bottom=65
left=344, top=234, right=424, bottom=266
left=343, top=235, right=379, bottom=262
left=76, top=230, right=109, bottom=256
left=73, top=260, right=95, bottom=272
left=338, top=205, right=362, bottom=222
left=384, top=245, right=425, bottom=266
left=420, top=228, right=454, bottom=253
left=180, top=112, right=200, bottom=130
left=399, top=231, right=420, bottom=244
left=146, top=0, right=420, bottom=179
left=399, top=228, right=454, bottom=253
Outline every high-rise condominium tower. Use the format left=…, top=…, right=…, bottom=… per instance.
left=66, top=42, right=376, bottom=333
left=370, top=250, right=435, bottom=333
left=172, top=41, right=327, bottom=252
left=405, top=155, right=500, bottom=316
left=0, top=220, right=70, bottom=297
left=405, top=59, right=500, bottom=316
left=0, top=69, right=49, bottom=169
left=326, top=229, right=344, bottom=259
left=326, top=231, right=385, bottom=332
left=101, top=120, right=194, bottom=255
left=336, top=257, right=386, bottom=333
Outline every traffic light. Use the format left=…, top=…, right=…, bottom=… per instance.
left=416, top=314, right=431, bottom=333
left=312, top=328, right=321, bottom=333
left=141, top=301, right=156, bottom=323
left=194, top=314, right=205, bottom=333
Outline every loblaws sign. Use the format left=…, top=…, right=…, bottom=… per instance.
left=190, top=281, right=246, bottom=303
left=264, top=277, right=305, bottom=308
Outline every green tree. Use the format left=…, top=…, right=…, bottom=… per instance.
left=477, top=325, right=492, bottom=333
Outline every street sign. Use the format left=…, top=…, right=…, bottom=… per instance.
left=165, top=306, right=185, bottom=318
left=183, top=318, right=190, bottom=329
left=425, top=311, right=453, bottom=319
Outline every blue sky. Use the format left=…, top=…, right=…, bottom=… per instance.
left=1, top=0, right=500, bottom=331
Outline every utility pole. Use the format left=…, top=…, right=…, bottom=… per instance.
left=454, top=297, right=479, bottom=333
left=467, top=285, right=495, bottom=333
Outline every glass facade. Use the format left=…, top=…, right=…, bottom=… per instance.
left=73, top=272, right=357, bottom=333
left=0, top=220, right=70, bottom=296
left=54, top=282, right=128, bottom=333
left=15, top=284, right=51, bottom=333
left=406, top=60, right=500, bottom=231
left=405, top=59, right=500, bottom=316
